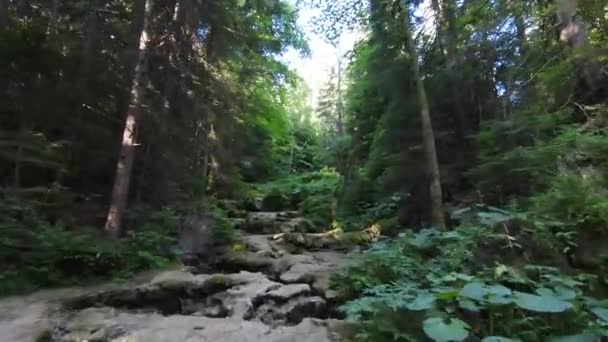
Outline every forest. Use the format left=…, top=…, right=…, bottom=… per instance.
left=1, top=0, right=608, bottom=341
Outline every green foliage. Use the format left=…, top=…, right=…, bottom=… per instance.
left=423, top=317, right=471, bottom=342
left=210, top=202, right=237, bottom=243
left=340, top=191, right=404, bottom=233
left=251, top=169, right=340, bottom=229
left=0, top=195, right=180, bottom=296
left=335, top=223, right=608, bottom=341
left=530, top=175, right=608, bottom=234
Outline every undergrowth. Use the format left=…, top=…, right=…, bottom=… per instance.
left=249, top=168, right=340, bottom=229
left=333, top=216, right=608, bottom=341
left=0, top=194, right=187, bottom=296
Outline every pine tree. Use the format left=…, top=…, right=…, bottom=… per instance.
left=104, top=0, right=152, bottom=239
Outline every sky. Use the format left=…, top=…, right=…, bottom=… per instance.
left=280, top=2, right=360, bottom=107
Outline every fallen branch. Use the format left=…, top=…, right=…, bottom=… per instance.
left=271, top=225, right=381, bottom=250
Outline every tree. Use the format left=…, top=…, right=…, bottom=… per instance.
left=401, top=2, right=446, bottom=229
left=104, top=0, right=152, bottom=239
left=0, top=0, right=8, bottom=29
left=316, top=63, right=345, bottom=137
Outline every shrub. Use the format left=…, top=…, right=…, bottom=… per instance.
left=0, top=195, right=180, bottom=296
left=334, top=223, right=608, bottom=341
left=250, top=169, right=340, bottom=230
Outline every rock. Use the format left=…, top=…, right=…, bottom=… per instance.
left=0, top=301, right=54, bottom=342
left=212, top=272, right=282, bottom=318
left=280, top=252, right=344, bottom=285
left=312, top=276, right=331, bottom=297
left=280, top=217, right=316, bottom=233
left=65, top=270, right=281, bottom=319
left=244, top=212, right=282, bottom=233
left=249, top=292, right=327, bottom=326
left=59, top=307, right=125, bottom=342
left=0, top=225, right=357, bottom=342
left=241, top=234, right=289, bottom=256
left=265, top=284, right=311, bottom=302
left=284, top=296, right=328, bottom=324
left=181, top=297, right=229, bottom=318
left=219, top=251, right=287, bottom=275
left=54, top=308, right=338, bottom=342
left=178, top=215, right=216, bottom=268
left=244, top=212, right=301, bottom=234
left=150, top=269, right=198, bottom=286
left=252, top=196, right=263, bottom=210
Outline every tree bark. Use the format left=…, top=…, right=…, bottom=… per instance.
left=402, top=4, right=446, bottom=229
left=68, top=1, right=102, bottom=187
left=14, top=124, right=25, bottom=189
left=336, top=56, right=345, bottom=136
left=104, top=0, right=151, bottom=239
left=430, top=0, right=467, bottom=162
left=0, top=0, right=8, bottom=29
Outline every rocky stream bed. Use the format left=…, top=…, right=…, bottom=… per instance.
left=0, top=205, right=360, bottom=342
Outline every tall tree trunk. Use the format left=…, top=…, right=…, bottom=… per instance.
left=403, top=4, right=446, bottom=229
left=67, top=1, right=102, bottom=189
left=104, top=0, right=151, bottom=239
left=431, top=0, right=467, bottom=162
left=0, top=0, right=8, bottom=29
left=336, top=56, right=344, bottom=136
left=13, top=123, right=26, bottom=189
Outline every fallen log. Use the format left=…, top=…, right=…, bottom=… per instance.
left=271, top=224, right=381, bottom=250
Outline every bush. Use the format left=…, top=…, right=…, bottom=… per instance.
left=0, top=195, right=180, bottom=296
left=261, top=189, right=290, bottom=211
left=250, top=169, right=340, bottom=230
left=530, top=176, right=608, bottom=234
left=334, top=223, right=608, bottom=341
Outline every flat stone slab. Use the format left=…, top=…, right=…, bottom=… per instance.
left=265, top=284, right=311, bottom=302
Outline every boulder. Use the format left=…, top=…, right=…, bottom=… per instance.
left=244, top=212, right=300, bottom=234
left=281, top=217, right=316, bottom=233
left=284, top=296, right=328, bottom=324
left=264, top=284, right=311, bottom=302
left=178, top=215, right=216, bottom=269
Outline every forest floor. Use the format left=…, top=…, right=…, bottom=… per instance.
left=0, top=202, right=361, bottom=341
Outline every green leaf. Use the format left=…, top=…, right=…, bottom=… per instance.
left=459, top=299, right=480, bottom=312
left=482, top=337, right=517, bottom=342
left=460, top=282, right=486, bottom=301
left=423, top=317, right=470, bottom=342
left=548, top=334, right=598, bottom=342
left=590, top=307, right=608, bottom=322
left=513, top=291, right=572, bottom=313
left=407, top=293, right=436, bottom=311
left=434, top=290, right=460, bottom=301
left=487, top=284, right=512, bottom=297
left=460, top=282, right=512, bottom=304
left=407, top=229, right=437, bottom=249
left=553, top=286, right=577, bottom=300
